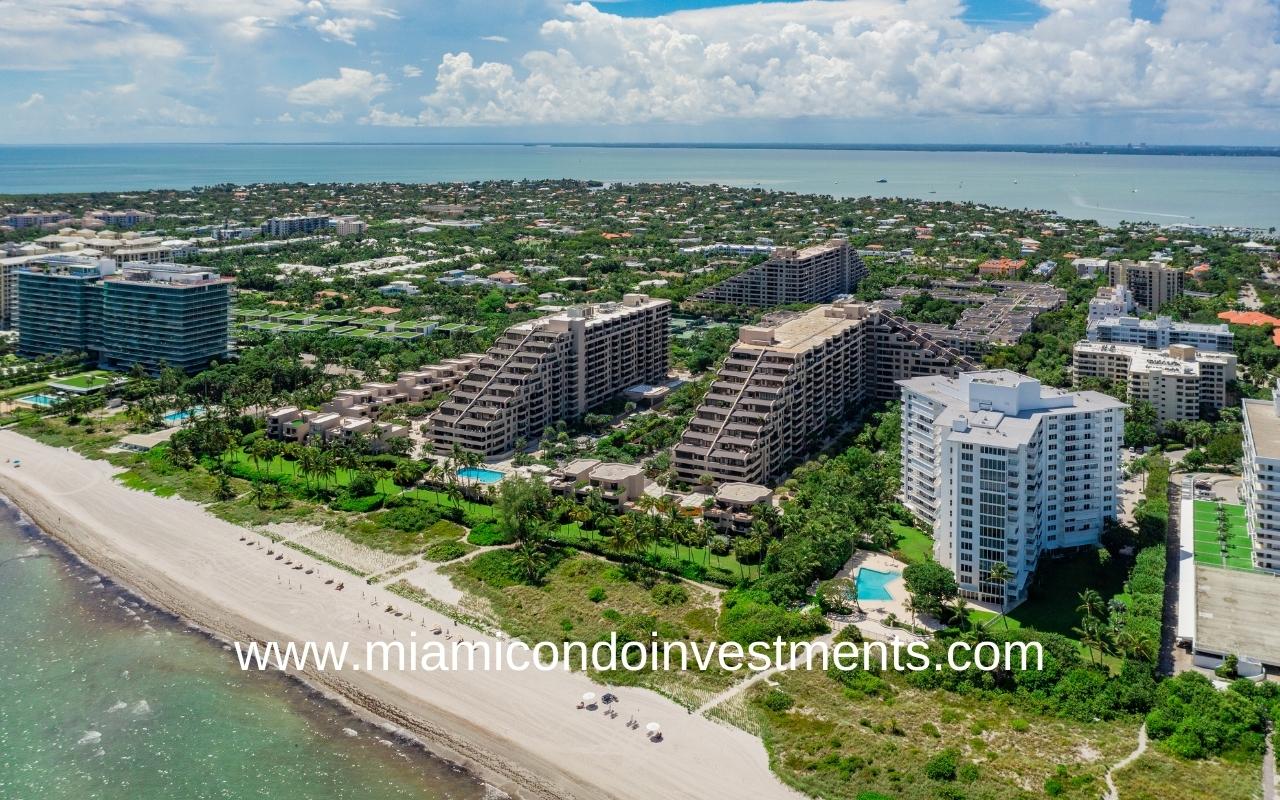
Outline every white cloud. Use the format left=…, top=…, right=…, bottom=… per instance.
left=389, top=0, right=1280, bottom=128
left=279, top=109, right=345, bottom=123
left=287, top=67, right=391, bottom=105
left=314, top=15, right=375, bottom=44
left=18, top=92, right=44, bottom=109
left=401, top=64, right=423, bottom=77
left=480, top=35, right=510, bottom=43
left=360, top=105, right=418, bottom=126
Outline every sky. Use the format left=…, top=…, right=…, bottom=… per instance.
left=1, top=0, right=1277, bottom=145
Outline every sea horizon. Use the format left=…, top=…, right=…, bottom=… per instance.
left=2, top=143, right=1278, bottom=228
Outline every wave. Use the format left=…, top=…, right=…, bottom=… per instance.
left=1066, top=191, right=1192, bottom=219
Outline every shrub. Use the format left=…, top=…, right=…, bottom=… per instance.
left=924, top=749, right=958, bottom=781
left=378, top=503, right=438, bottom=532
left=424, top=519, right=467, bottom=540
left=467, top=521, right=514, bottom=546
left=651, top=583, right=689, bottom=606
left=834, top=624, right=864, bottom=644
left=330, top=494, right=384, bottom=513
left=1010, top=719, right=1030, bottom=732
left=760, top=689, right=794, bottom=713
left=587, top=586, right=607, bottom=603
left=462, top=550, right=525, bottom=589
left=921, top=722, right=940, bottom=738
left=424, top=540, right=470, bottom=562
left=957, top=762, right=979, bottom=783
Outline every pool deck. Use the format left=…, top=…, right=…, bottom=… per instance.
left=832, top=551, right=940, bottom=640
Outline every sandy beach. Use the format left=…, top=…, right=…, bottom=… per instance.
left=0, top=429, right=798, bottom=800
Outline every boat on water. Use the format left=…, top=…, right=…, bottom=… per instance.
left=875, top=178, right=887, bottom=183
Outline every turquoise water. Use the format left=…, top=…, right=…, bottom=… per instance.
left=457, top=467, right=504, bottom=484
left=856, top=568, right=900, bottom=602
left=1, top=144, right=1277, bottom=227
left=18, top=393, right=62, bottom=407
left=163, top=406, right=205, bottom=424
left=0, top=499, right=489, bottom=800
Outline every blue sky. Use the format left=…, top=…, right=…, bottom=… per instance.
left=1, top=0, right=1277, bottom=145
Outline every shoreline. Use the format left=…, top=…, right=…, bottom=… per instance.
left=0, top=494, right=498, bottom=796
left=0, top=429, right=796, bottom=800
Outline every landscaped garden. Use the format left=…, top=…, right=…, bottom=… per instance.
left=1191, top=499, right=1254, bottom=571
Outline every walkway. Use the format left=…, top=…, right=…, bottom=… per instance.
left=1103, top=723, right=1148, bottom=800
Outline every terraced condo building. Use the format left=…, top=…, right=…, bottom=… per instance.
left=899, top=371, right=1125, bottom=605
left=1242, top=381, right=1280, bottom=573
left=1072, top=341, right=1236, bottom=423
left=672, top=302, right=977, bottom=486
left=694, top=239, right=867, bottom=306
left=429, top=294, right=670, bottom=457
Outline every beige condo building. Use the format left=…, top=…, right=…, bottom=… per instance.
left=1072, top=341, right=1235, bottom=423
left=1106, top=260, right=1184, bottom=313
left=429, top=294, right=671, bottom=457
left=694, top=239, right=867, bottom=306
left=672, top=302, right=977, bottom=486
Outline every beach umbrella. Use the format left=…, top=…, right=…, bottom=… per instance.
left=645, top=722, right=661, bottom=735
left=582, top=692, right=596, bottom=703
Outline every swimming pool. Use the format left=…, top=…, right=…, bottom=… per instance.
left=457, top=467, right=504, bottom=484
left=163, top=406, right=206, bottom=424
left=18, top=393, right=62, bottom=408
left=856, top=567, right=900, bottom=602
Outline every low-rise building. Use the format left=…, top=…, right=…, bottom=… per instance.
left=1087, top=284, right=1134, bottom=323
left=1087, top=314, right=1233, bottom=353
left=1072, top=341, right=1236, bottom=423
left=547, top=459, right=647, bottom=507
left=1, top=210, right=72, bottom=229
left=267, top=407, right=408, bottom=450
left=261, top=214, right=331, bottom=238
left=702, top=482, right=773, bottom=536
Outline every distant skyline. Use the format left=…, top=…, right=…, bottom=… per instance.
left=2, top=0, right=1277, bottom=146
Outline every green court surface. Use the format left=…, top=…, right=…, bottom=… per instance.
left=1191, top=500, right=1255, bottom=571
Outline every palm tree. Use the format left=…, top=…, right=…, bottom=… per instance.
left=392, top=461, right=423, bottom=491
left=903, top=596, right=918, bottom=629
left=314, top=450, right=337, bottom=491
left=613, top=515, right=644, bottom=559
left=1073, top=616, right=1106, bottom=667
left=1076, top=588, right=1106, bottom=622
left=297, top=446, right=321, bottom=492
left=511, top=541, right=548, bottom=585
left=951, top=596, right=970, bottom=633
left=250, top=437, right=275, bottom=478
left=988, top=561, right=1014, bottom=631
left=249, top=480, right=270, bottom=510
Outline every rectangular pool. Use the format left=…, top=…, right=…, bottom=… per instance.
left=856, top=567, right=901, bottom=602
left=163, top=406, right=206, bottom=424
left=18, top=394, right=63, bottom=408
left=457, top=467, right=504, bottom=484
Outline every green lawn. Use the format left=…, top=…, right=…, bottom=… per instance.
left=890, top=520, right=933, bottom=564
left=49, top=370, right=115, bottom=391
left=544, top=518, right=745, bottom=584
left=968, top=551, right=1126, bottom=669
left=1192, top=500, right=1255, bottom=571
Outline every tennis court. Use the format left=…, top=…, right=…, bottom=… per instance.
left=1191, top=499, right=1254, bottom=570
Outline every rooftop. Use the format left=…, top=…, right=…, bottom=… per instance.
left=1243, top=397, right=1280, bottom=460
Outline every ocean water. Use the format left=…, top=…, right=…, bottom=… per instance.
left=1, top=144, right=1277, bottom=228
left=0, top=499, right=490, bottom=800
